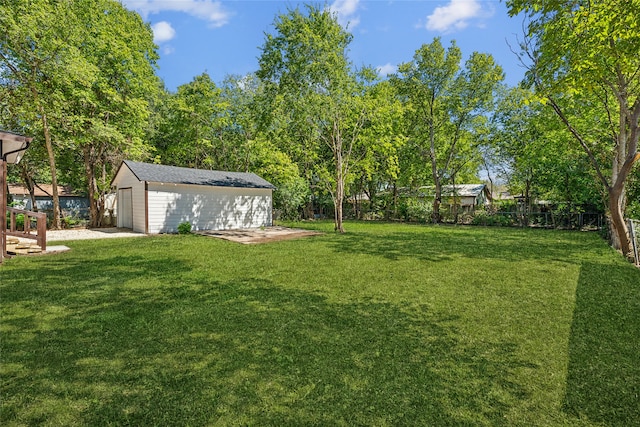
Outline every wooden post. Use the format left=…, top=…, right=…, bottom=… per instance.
left=1, top=132, right=33, bottom=264
left=37, top=212, right=46, bottom=251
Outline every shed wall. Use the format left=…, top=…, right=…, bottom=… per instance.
left=146, top=183, right=272, bottom=233
left=113, top=168, right=147, bottom=233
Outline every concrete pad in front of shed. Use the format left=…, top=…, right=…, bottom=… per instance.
left=45, top=245, right=71, bottom=254
left=196, top=226, right=322, bottom=244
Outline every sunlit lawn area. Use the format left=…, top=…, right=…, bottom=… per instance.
left=1, top=221, right=638, bottom=426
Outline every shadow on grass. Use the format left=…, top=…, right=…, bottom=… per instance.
left=325, top=224, right=599, bottom=263
left=2, top=254, right=533, bottom=425
left=563, top=261, right=640, bottom=426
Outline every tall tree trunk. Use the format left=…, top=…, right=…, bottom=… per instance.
left=609, top=152, right=639, bottom=258
left=452, top=174, right=459, bottom=224
left=334, top=142, right=345, bottom=233
left=546, top=95, right=639, bottom=260
left=432, top=177, right=441, bottom=224
left=84, top=145, right=100, bottom=228
left=429, top=147, right=441, bottom=223
left=428, top=103, right=441, bottom=223
left=20, top=165, right=37, bottom=211
left=38, top=104, right=61, bottom=229
left=390, top=182, right=398, bottom=220
left=607, top=103, right=639, bottom=259
left=335, top=183, right=344, bottom=232
left=609, top=186, right=630, bottom=257
left=524, top=179, right=531, bottom=227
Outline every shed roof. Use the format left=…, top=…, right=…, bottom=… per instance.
left=116, top=160, right=275, bottom=189
left=418, top=184, right=490, bottom=198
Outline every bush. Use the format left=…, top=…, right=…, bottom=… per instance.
left=177, top=222, right=192, bottom=234
left=402, top=199, right=433, bottom=223
left=471, top=208, right=514, bottom=227
left=6, top=213, right=25, bottom=231
left=273, top=176, right=310, bottom=221
left=626, top=201, right=640, bottom=220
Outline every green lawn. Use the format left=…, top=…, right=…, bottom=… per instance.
left=1, top=221, right=638, bottom=426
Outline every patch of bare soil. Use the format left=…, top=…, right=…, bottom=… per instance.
left=196, top=226, right=322, bottom=244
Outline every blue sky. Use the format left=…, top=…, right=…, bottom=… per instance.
left=122, top=0, right=528, bottom=92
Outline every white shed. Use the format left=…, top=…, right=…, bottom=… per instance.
left=111, top=160, right=275, bottom=234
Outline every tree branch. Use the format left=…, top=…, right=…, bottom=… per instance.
left=0, top=51, right=23, bottom=80
left=546, top=95, right=610, bottom=189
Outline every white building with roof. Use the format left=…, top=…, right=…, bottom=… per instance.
left=111, top=160, right=275, bottom=233
left=417, top=184, right=492, bottom=212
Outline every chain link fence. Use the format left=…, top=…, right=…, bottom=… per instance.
left=628, top=219, right=640, bottom=267
left=488, top=212, right=604, bottom=230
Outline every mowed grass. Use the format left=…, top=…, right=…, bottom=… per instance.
left=1, top=221, right=638, bottom=426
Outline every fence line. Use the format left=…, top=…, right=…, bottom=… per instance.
left=491, top=212, right=603, bottom=230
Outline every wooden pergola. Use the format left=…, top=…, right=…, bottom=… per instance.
left=1, top=130, right=33, bottom=264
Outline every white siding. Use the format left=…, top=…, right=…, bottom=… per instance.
left=146, top=183, right=272, bottom=233
left=118, top=188, right=133, bottom=229
left=113, top=167, right=147, bottom=233
left=460, top=196, right=476, bottom=207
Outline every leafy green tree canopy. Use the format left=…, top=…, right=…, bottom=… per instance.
left=507, top=0, right=640, bottom=258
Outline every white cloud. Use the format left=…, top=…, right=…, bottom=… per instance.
left=152, top=21, right=175, bottom=43
left=376, top=63, right=397, bottom=77
left=122, top=0, right=231, bottom=28
left=331, top=0, right=361, bottom=29
left=425, top=0, right=483, bottom=32
left=331, top=0, right=359, bottom=16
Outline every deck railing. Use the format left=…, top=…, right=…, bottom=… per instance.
left=6, top=207, right=47, bottom=250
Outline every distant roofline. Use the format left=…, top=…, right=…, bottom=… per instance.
left=8, top=183, right=83, bottom=198
left=0, top=129, right=32, bottom=139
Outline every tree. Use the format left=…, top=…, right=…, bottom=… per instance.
left=257, top=5, right=370, bottom=232
left=66, top=0, right=159, bottom=227
left=349, top=79, right=406, bottom=219
left=250, top=137, right=310, bottom=220
left=507, top=0, right=640, bottom=258
left=1, top=0, right=79, bottom=227
left=1, top=0, right=159, bottom=228
left=394, top=38, right=503, bottom=222
left=0, top=84, right=51, bottom=209
left=489, top=85, right=604, bottom=224
left=220, top=74, right=264, bottom=172
left=220, top=74, right=310, bottom=218
left=156, top=73, right=228, bottom=170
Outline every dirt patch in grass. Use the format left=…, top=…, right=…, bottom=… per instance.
left=195, top=226, right=323, bottom=244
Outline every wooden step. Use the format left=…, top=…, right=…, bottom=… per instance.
left=6, top=237, right=20, bottom=244
left=6, top=242, right=42, bottom=255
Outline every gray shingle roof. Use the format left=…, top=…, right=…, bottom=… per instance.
left=122, top=160, right=275, bottom=189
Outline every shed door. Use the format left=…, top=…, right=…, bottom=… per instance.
left=118, top=188, right=133, bottom=229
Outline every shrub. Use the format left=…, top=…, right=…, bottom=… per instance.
left=273, top=176, right=311, bottom=221
left=625, top=201, right=640, bottom=220
left=177, top=222, right=192, bottom=234
left=402, top=199, right=433, bottom=223
left=471, top=207, right=514, bottom=227
left=6, top=213, right=25, bottom=231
